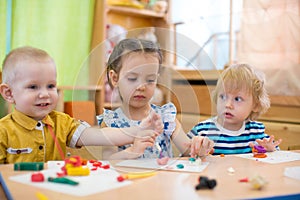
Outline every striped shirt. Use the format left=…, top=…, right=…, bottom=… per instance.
left=187, top=117, right=269, bottom=155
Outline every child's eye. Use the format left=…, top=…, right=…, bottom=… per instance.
left=28, top=85, right=38, bottom=90
left=146, top=75, right=158, bottom=84
left=235, top=97, right=243, bottom=102
left=146, top=79, right=156, bottom=83
left=219, top=94, right=226, bottom=100
left=48, top=84, right=56, bottom=89
left=127, top=77, right=137, bottom=82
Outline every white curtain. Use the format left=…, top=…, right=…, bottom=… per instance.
left=237, top=0, right=300, bottom=96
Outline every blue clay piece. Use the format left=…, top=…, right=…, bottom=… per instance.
left=176, top=164, right=184, bottom=169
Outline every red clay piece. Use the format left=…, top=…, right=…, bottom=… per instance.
left=31, top=173, right=44, bottom=182
left=239, top=177, right=249, bottom=182
left=117, top=175, right=125, bottom=182
left=102, top=164, right=110, bottom=169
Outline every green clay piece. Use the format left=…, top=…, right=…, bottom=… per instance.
left=48, top=177, right=79, bottom=186
left=14, top=162, right=44, bottom=171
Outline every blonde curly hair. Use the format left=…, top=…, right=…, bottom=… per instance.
left=212, top=63, right=270, bottom=120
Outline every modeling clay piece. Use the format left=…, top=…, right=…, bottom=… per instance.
left=61, top=156, right=90, bottom=176
left=176, top=164, right=184, bottom=169
left=239, top=177, right=249, bottom=182
left=14, top=162, right=44, bottom=171
left=252, top=145, right=267, bottom=158
left=102, top=164, right=110, bottom=169
left=227, top=167, right=235, bottom=174
left=156, top=157, right=169, bottom=165
left=189, top=157, right=202, bottom=165
left=35, top=192, right=48, bottom=200
left=92, top=161, right=102, bottom=167
left=195, top=176, right=217, bottom=190
left=67, top=167, right=90, bottom=176
left=31, top=173, right=45, bottom=182
left=194, top=159, right=202, bottom=165
left=250, top=175, right=267, bottom=190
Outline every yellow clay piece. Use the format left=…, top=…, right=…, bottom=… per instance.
left=124, top=171, right=157, bottom=179
left=67, top=166, right=90, bottom=176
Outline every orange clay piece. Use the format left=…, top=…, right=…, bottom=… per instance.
left=253, top=153, right=267, bottom=158
left=81, top=159, right=88, bottom=165
left=252, top=146, right=267, bottom=158
left=220, top=154, right=225, bottom=157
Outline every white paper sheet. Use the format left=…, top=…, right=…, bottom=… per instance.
left=284, top=166, right=300, bottom=181
left=116, top=159, right=209, bottom=173
left=234, top=151, right=300, bottom=164
left=9, top=161, right=131, bottom=197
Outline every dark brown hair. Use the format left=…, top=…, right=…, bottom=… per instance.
left=106, top=38, right=162, bottom=87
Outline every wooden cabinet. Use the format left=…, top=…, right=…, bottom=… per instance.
left=89, top=0, right=174, bottom=115
left=171, top=69, right=220, bottom=116
left=171, top=69, right=219, bottom=132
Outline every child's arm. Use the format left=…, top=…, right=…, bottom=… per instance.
left=105, top=137, right=155, bottom=160
left=77, top=126, right=157, bottom=146
left=171, top=119, right=214, bottom=158
left=100, top=122, right=156, bottom=160
left=171, top=119, right=192, bottom=156
left=250, top=135, right=282, bottom=152
left=100, top=122, right=154, bottom=160
left=76, top=112, right=163, bottom=147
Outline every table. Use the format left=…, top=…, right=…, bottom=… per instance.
left=1, top=153, right=300, bottom=200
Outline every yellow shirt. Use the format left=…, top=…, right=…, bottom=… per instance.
left=0, top=110, right=90, bottom=164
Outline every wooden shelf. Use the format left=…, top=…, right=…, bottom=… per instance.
left=90, top=0, right=173, bottom=115
left=58, top=85, right=102, bottom=91
left=107, top=5, right=166, bottom=18
left=172, top=69, right=222, bottom=81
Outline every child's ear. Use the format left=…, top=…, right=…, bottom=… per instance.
left=108, top=70, right=119, bottom=87
left=0, top=84, right=15, bottom=104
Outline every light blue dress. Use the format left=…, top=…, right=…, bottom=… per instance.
left=97, top=103, right=177, bottom=158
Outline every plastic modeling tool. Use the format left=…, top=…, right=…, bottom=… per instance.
left=48, top=177, right=79, bottom=186
left=117, top=171, right=157, bottom=182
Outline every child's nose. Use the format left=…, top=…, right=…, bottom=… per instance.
left=225, top=99, right=233, bottom=109
left=38, top=89, right=50, bottom=98
left=136, top=82, right=146, bottom=91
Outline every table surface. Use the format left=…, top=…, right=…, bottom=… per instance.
left=1, top=153, right=300, bottom=200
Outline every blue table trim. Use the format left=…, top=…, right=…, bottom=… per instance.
left=0, top=173, right=13, bottom=200
left=250, top=193, right=300, bottom=200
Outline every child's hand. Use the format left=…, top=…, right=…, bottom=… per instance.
left=127, top=137, right=155, bottom=156
left=250, top=135, right=282, bottom=152
left=139, top=111, right=164, bottom=134
left=137, top=130, right=159, bottom=143
left=190, top=136, right=214, bottom=160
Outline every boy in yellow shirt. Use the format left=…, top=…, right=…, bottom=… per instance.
left=0, top=46, right=163, bottom=164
